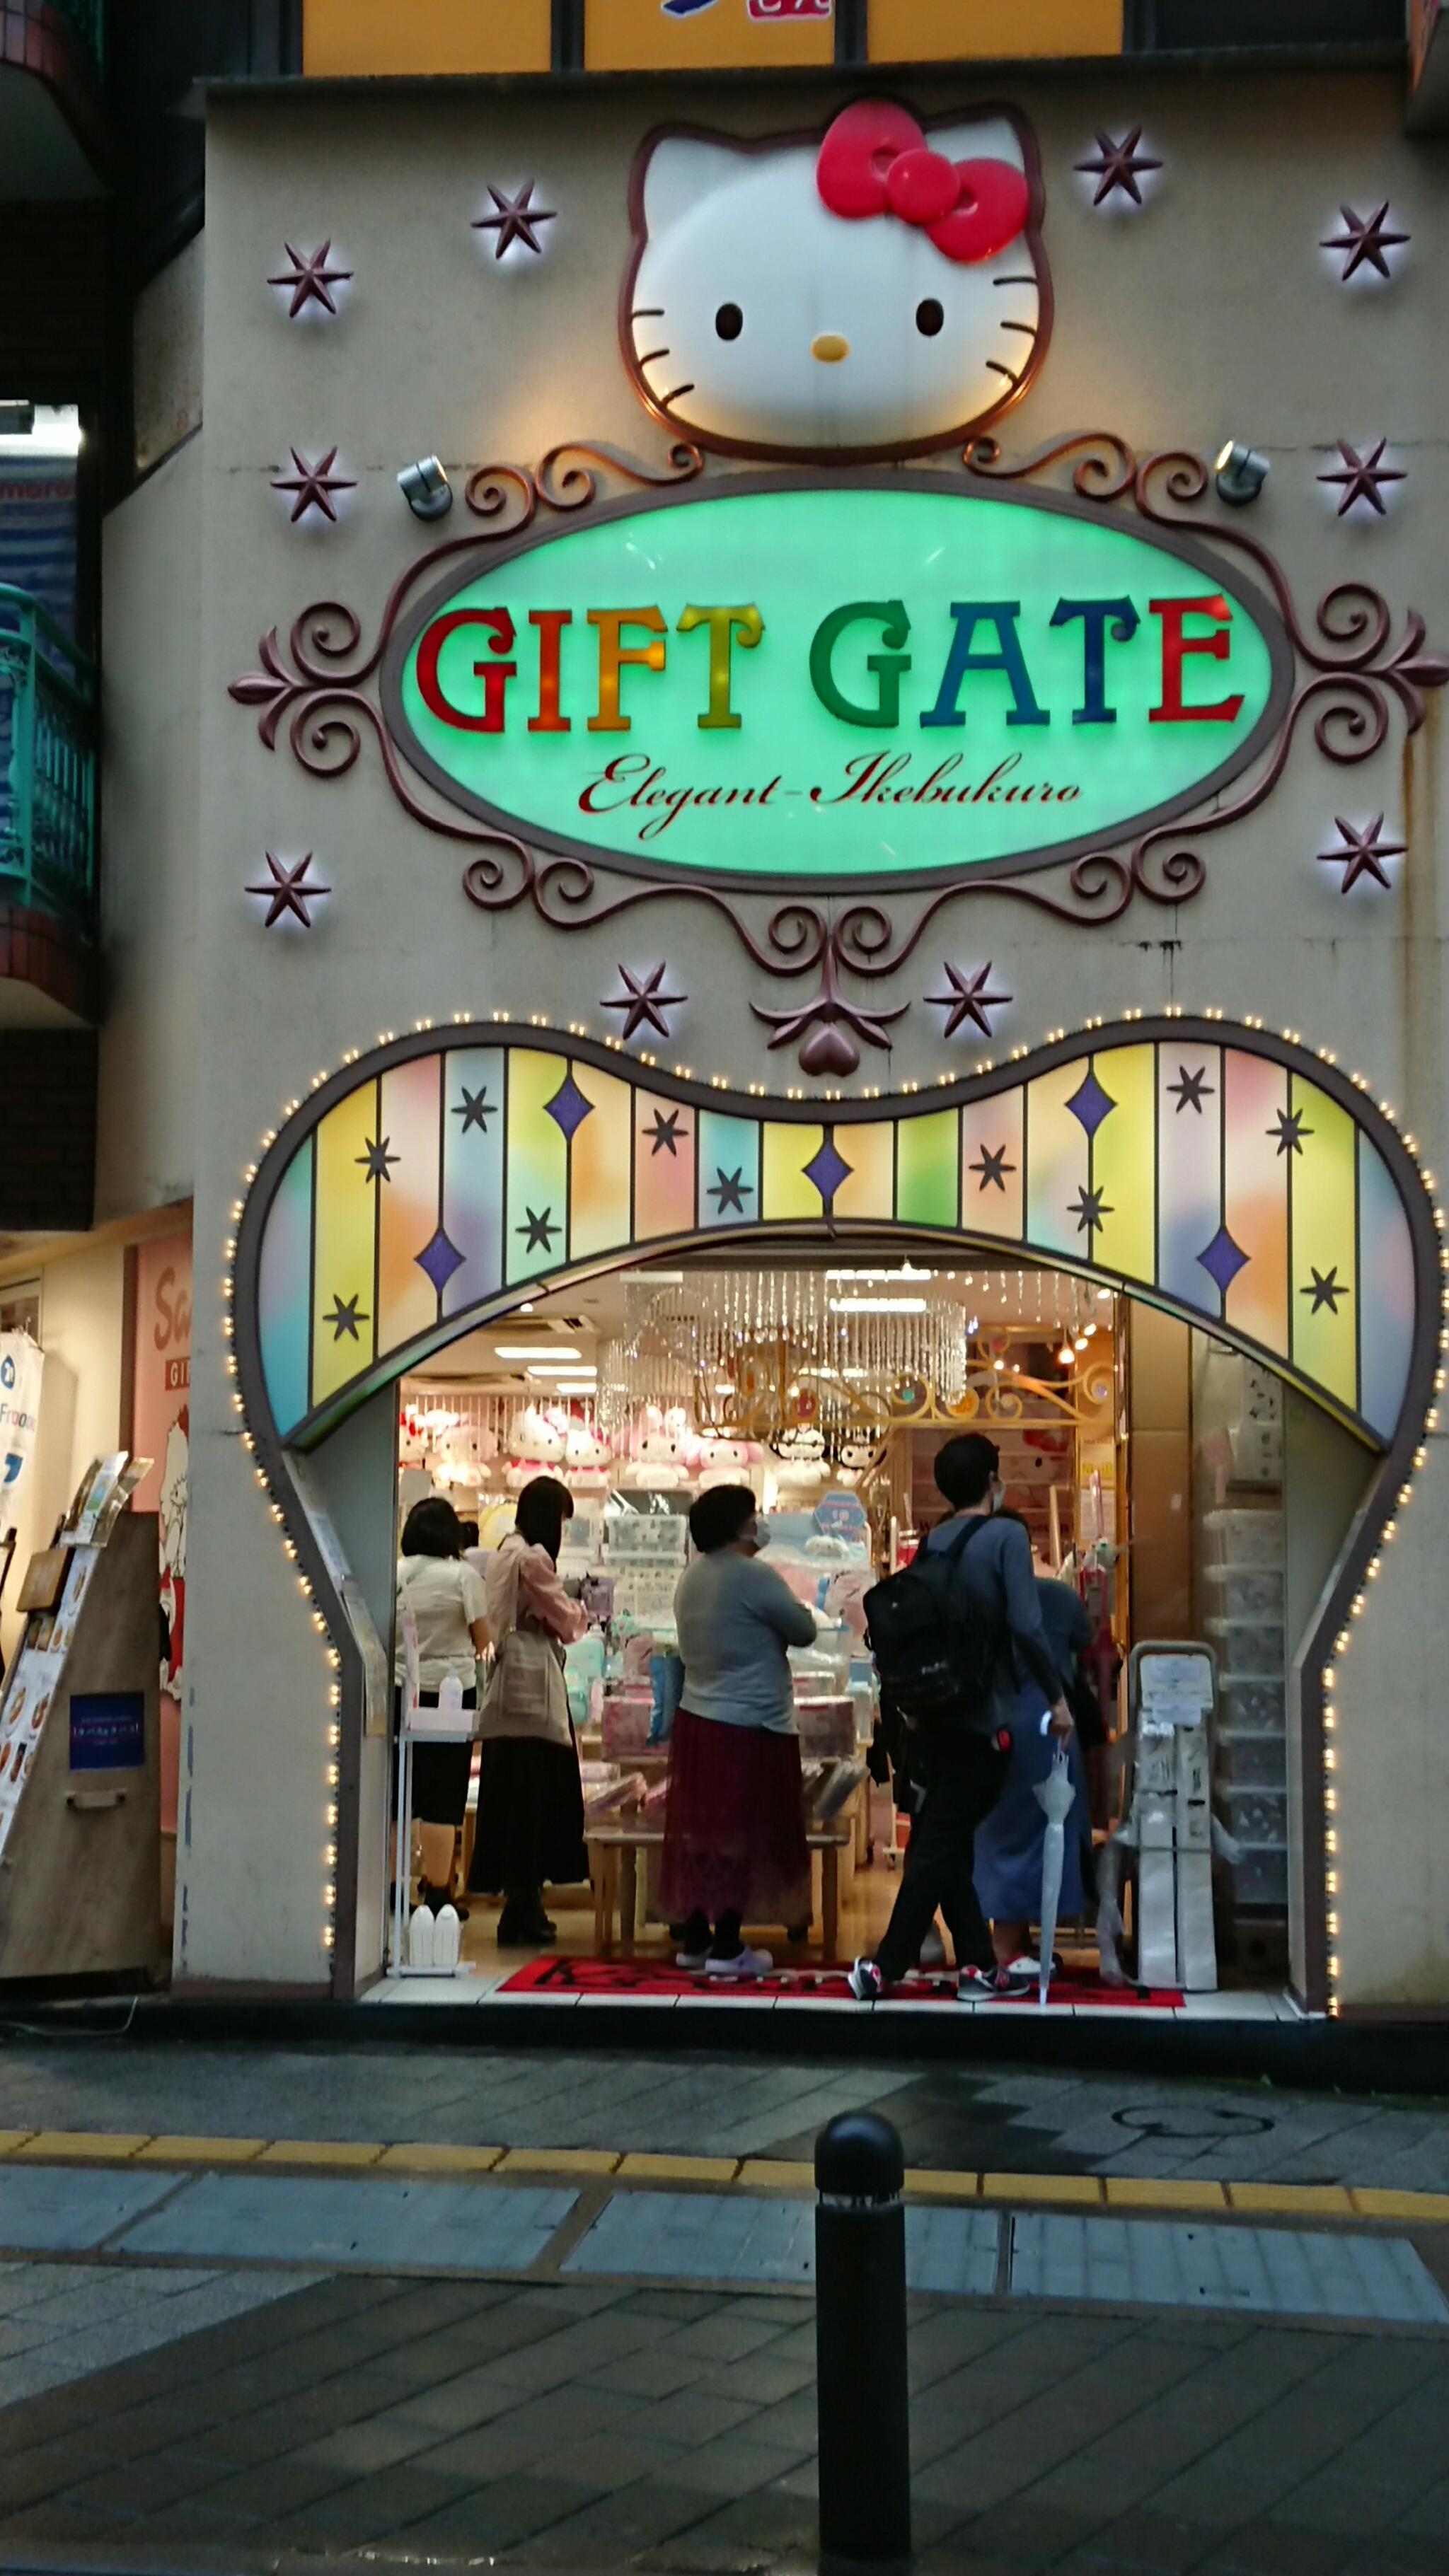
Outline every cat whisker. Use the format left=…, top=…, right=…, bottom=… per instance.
left=999, top=319, right=1037, bottom=338
left=992, top=274, right=1038, bottom=289
left=986, top=357, right=1024, bottom=388
left=637, top=349, right=671, bottom=369
left=632, top=306, right=666, bottom=319
left=662, top=381, right=696, bottom=409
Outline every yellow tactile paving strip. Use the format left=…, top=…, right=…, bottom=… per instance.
left=0, top=2130, right=1446, bottom=2224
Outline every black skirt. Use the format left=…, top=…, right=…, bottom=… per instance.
left=394, top=1687, right=475, bottom=1828
left=469, top=1736, right=587, bottom=1894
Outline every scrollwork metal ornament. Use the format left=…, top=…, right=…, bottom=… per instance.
left=230, top=434, right=1449, bottom=1074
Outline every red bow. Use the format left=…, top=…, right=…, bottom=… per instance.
left=816, top=100, right=1028, bottom=265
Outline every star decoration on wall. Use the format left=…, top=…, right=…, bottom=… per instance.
left=1302, top=1265, right=1349, bottom=1316
left=1167, top=1064, right=1215, bottom=1115
left=245, top=851, right=332, bottom=927
left=1075, top=127, right=1162, bottom=207
left=356, top=1135, right=398, bottom=1185
left=473, top=181, right=557, bottom=259
left=1269, top=1106, right=1314, bottom=1157
left=603, top=963, right=685, bottom=1041
left=517, top=1207, right=559, bottom=1254
left=267, top=240, right=353, bottom=318
left=969, top=1143, right=1016, bottom=1194
left=1070, top=1183, right=1112, bottom=1243
left=925, top=961, right=1012, bottom=1040
left=1320, top=203, right=1408, bottom=282
left=645, top=1109, right=686, bottom=1158
left=1317, top=813, right=1405, bottom=892
left=1317, top=437, right=1404, bottom=518
left=710, top=1167, right=753, bottom=1216
left=325, top=1293, right=366, bottom=1341
left=451, top=1084, right=493, bottom=1134
left=270, top=446, right=357, bottom=523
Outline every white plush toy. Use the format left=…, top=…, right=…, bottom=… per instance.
left=624, top=96, right=1046, bottom=463
left=565, top=1421, right=613, bottom=1492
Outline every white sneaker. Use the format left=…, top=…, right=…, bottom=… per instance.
left=676, top=1946, right=710, bottom=1971
left=848, top=1957, right=886, bottom=2001
left=705, top=1945, right=773, bottom=1980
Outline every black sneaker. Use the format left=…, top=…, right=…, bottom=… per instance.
left=959, top=1963, right=1034, bottom=2001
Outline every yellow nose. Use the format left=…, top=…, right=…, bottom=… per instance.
left=812, top=332, right=850, bottom=364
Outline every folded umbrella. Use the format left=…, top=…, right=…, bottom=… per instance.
left=1033, top=1744, right=1077, bottom=2009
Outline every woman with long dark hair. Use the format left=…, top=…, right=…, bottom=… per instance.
left=468, top=1474, right=588, bottom=1945
left=395, top=1495, right=491, bottom=1913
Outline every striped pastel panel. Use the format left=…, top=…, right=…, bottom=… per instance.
left=698, top=1111, right=760, bottom=1229
left=1156, top=1043, right=1223, bottom=1309
left=1025, top=1062, right=1090, bottom=1260
left=570, top=1066, right=633, bottom=1261
left=311, top=1081, right=379, bottom=1408
left=762, top=1124, right=823, bottom=1224
left=1290, top=1079, right=1358, bottom=1412
left=506, top=1051, right=571, bottom=1284
left=1358, top=1135, right=1414, bottom=1441
left=377, top=1055, right=444, bottom=1349
left=896, top=1108, right=958, bottom=1231
left=1090, top=1045, right=1155, bottom=1285
left=259, top=1140, right=314, bottom=1437
left=1223, top=1050, right=1290, bottom=1362
left=831, top=1122, right=894, bottom=1222
left=634, top=1087, right=696, bottom=1240
left=441, top=1047, right=505, bottom=1319
left=959, top=1091, right=1024, bottom=1240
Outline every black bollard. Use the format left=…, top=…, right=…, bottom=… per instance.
left=815, top=2111, right=913, bottom=2576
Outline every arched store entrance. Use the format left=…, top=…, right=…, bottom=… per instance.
left=232, top=1016, right=1438, bottom=2007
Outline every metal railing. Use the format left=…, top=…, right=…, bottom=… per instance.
left=0, top=587, right=98, bottom=928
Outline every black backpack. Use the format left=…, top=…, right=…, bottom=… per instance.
left=863, top=1518, right=1005, bottom=1740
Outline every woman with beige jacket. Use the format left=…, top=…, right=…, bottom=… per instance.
left=468, top=1475, right=587, bottom=1946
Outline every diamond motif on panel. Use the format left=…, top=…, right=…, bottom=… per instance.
left=1066, top=1069, right=1116, bottom=1138
left=415, top=1228, right=466, bottom=1295
left=804, top=1135, right=852, bottom=1207
left=1197, top=1225, right=1249, bottom=1296
left=545, top=1074, right=594, bottom=1140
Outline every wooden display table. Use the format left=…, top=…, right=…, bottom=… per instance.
left=588, top=1780, right=864, bottom=1964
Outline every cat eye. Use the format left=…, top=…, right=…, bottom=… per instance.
left=715, top=302, right=744, bottom=342
left=916, top=298, right=945, bottom=337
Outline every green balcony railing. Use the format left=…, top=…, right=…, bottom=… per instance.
left=48, top=0, right=104, bottom=72
left=0, top=587, right=98, bottom=929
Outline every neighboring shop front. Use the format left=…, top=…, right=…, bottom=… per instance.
left=132, top=54, right=1448, bottom=2017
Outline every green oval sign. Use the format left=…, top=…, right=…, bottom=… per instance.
left=382, top=475, right=1291, bottom=888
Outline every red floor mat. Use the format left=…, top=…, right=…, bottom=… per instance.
left=496, top=1954, right=1184, bottom=2006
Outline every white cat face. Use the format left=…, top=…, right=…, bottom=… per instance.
left=623, top=98, right=1049, bottom=462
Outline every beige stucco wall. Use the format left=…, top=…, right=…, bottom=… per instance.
left=158, top=68, right=1449, bottom=1996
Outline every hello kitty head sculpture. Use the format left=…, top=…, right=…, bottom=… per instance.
left=623, top=95, right=1049, bottom=463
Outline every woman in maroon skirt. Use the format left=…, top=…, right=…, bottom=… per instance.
left=662, top=1484, right=816, bottom=1979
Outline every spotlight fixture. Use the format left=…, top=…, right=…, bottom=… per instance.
left=1214, top=441, right=1270, bottom=506
left=398, top=456, right=452, bottom=520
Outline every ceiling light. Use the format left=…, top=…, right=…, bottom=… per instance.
left=527, top=1363, right=596, bottom=1380
left=1214, top=440, right=1269, bottom=506
left=826, top=1266, right=932, bottom=1283
left=1058, top=1343, right=1074, bottom=1366
left=494, top=1344, right=581, bottom=1361
left=554, top=1382, right=596, bottom=1397
left=1097, top=1287, right=1113, bottom=1301
left=829, top=1296, right=928, bottom=1315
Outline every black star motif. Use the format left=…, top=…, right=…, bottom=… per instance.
left=1317, top=813, right=1405, bottom=893
left=267, top=240, right=352, bottom=318
left=1168, top=1064, right=1215, bottom=1115
left=603, top=963, right=686, bottom=1043
left=1301, top=1266, right=1349, bottom=1316
left=1075, top=127, right=1162, bottom=207
left=1069, top=1183, right=1113, bottom=1242
left=245, top=851, right=332, bottom=927
left=356, top=1135, right=398, bottom=1185
left=517, top=1207, right=559, bottom=1255
left=473, top=181, right=557, bottom=259
left=710, top=1167, right=752, bottom=1217
left=646, top=1109, right=686, bottom=1159
left=452, top=1084, right=493, bottom=1135
left=325, top=1293, right=366, bottom=1341
left=1317, top=437, right=1404, bottom=518
left=969, top=1143, right=1015, bottom=1194
left=1320, top=203, right=1409, bottom=283
left=925, top=961, right=1013, bottom=1040
left=1269, top=1107, right=1313, bottom=1158
left=270, top=445, right=357, bottom=524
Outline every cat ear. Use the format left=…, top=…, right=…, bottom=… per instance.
left=638, top=131, right=749, bottom=240
left=927, top=112, right=1027, bottom=177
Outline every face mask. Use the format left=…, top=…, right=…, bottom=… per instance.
left=989, top=1482, right=1005, bottom=1513
left=744, top=1523, right=766, bottom=1553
